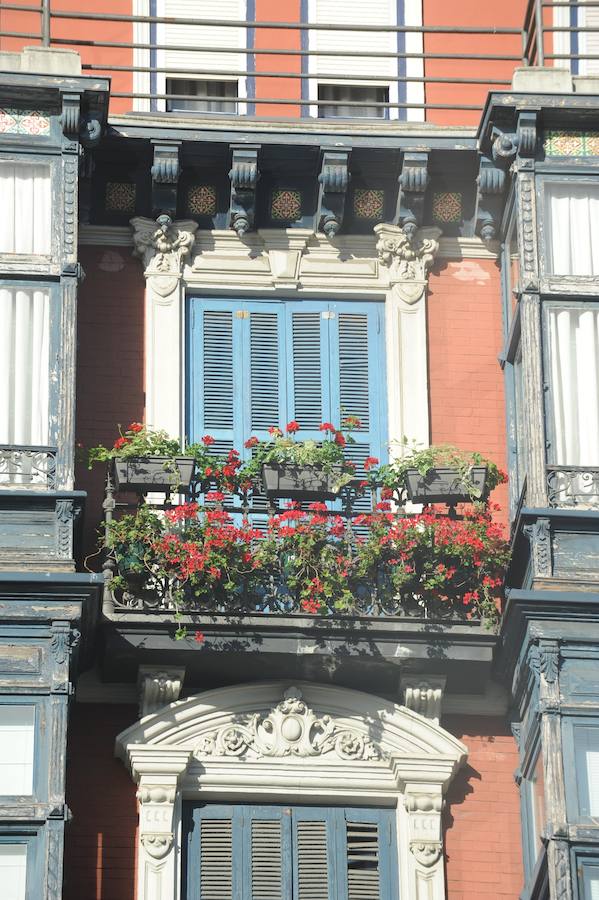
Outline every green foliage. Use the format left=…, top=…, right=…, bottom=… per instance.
left=87, top=422, right=181, bottom=469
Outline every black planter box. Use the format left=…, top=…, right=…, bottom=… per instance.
left=261, top=463, right=342, bottom=500
left=112, top=456, right=196, bottom=493
left=404, top=466, right=488, bottom=504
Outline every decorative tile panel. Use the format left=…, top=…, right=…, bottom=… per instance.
left=432, top=191, right=462, bottom=224
left=187, top=184, right=217, bottom=216
left=544, top=130, right=599, bottom=157
left=271, top=189, right=302, bottom=221
left=354, top=189, right=384, bottom=220
left=105, top=181, right=136, bottom=214
left=0, top=108, right=50, bottom=135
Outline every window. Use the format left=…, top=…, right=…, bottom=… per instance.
left=583, top=862, right=599, bottom=899
left=187, top=298, right=387, bottom=475
left=0, top=286, right=51, bottom=447
left=166, top=79, right=238, bottom=114
left=0, top=845, right=27, bottom=900
left=545, top=302, right=599, bottom=468
left=318, top=85, right=388, bottom=119
left=183, top=803, right=398, bottom=900
left=0, top=162, right=51, bottom=256
left=0, top=706, right=35, bottom=796
left=544, top=182, right=599, bottom=277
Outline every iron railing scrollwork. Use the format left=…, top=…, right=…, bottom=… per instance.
left=547, top=465, right=599, bottom=510
left=0, top=444, right=57, bottom=490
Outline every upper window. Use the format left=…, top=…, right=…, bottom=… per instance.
left=166, top=78, right=238, bottom=114
left=0, top=162, right=51, bottom=257
left=183, top=803, right=398, bottom=900
left=317, top=85, right=388, bottom=119
left=544, top=182, right=599, bottom=277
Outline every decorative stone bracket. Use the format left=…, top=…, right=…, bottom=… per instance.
left=476, top=157, right=506, bottom=244
left=228, top=145, right=260, bottom=236
left=404, top=785, right=444, bottom=868
left=138, top=666, right=186, bottom=718
left=317, top=148, right=350, bottom=239
left=402, top=676, right=446, bottom=725
left=374, top=222, right=441, bottom=305
left=151, top=140, right=182, bottom=217
left=397, top=151, right=430, bottom=235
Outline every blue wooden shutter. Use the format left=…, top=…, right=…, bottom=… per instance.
left=292, top=807, right=337, bottom=900
left=185, top=804, right=243, bottom=900
left=338, top=808, right=397, bottom=900
left=286, top=305, right=329, bottom=435
left=242, top=805, right=292, bottom=899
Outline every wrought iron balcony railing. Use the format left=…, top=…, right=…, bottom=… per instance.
left=546, top=465, right=599, bottom=509
left=0, top=444, right=57, bottom=490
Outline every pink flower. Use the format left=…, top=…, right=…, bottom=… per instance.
left=194, top=631, right=205, bottom=644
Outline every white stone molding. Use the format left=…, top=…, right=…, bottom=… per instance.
left=116, top=680, right=467, bottom=900
left=374, top=223, right=441, bottom=307
left=130, top=215, right=198, bottom=440
left=138, top=666, right=186, bottom=719
left=402, top=676, right=447, bottom=725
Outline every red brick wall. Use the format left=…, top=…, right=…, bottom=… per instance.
left=64, top=704, right=139, bottom=900
left=443, top=715, right=523, bottom=897
left=427, top=257, right=509, bottom=519
left=75, top=245, right=145, bottom=559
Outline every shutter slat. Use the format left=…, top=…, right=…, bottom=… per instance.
left=296, top=820, right=329, bottom=900
left=203, top=310, right=234, bottom=430
left=251, top=819, right=283, bottom=900
left=346, top=821, right=380, bottom=900
left=291, top=311, right=323, bottom=429
left=250, top=312, right=281, bottom=430
left=338, top=313, right=370, bottom=429
left=200, top=818, right=233, bottom=900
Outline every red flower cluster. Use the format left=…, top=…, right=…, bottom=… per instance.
left=286, top=421, right=300, bottom=433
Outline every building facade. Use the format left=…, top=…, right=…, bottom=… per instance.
left=0, top=1, right=598, bottom=899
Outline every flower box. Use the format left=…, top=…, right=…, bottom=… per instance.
left=112, top=456, right=196, bottom=493
left=404, top=466, right=488, bottom=504
left=261, top=463, right=342, bottom=500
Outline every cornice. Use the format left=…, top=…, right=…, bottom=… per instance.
left=78, top=225, right=498, bottom=259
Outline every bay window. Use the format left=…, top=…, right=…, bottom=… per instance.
left=0, top=161, right=51, bottom=257
left=0, top=706, right=35, bottom=797
left=543, top=180, right=599, bottom=278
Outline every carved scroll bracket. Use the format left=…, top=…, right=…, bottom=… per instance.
left=131, top=214, right=198, bottom=280
left=317, top=148, right=351, bottom=239
left=404, top=785, right=444, bottom=869
left=374, top=222, right=441, bottom=305
left=138, top=666, right=186, bottom=718
left=402, top=676, right=446, bottom=725
left=397, top=151, right=430, bottom=235
left=228, top=145, right=260, bottom=236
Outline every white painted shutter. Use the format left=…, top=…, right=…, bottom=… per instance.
left=162, top=0, right=246, bottom=77
left=579, top=1, right=599, bottom=75
left=0, top=287, right=50, bottom=447
left=0, top=162, right=51, bottom=255
left=311, top=0, right=397, bottom=80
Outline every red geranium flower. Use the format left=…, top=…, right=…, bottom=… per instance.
left=286, top=420, right=300, bottom=433
left=245, top=436, right=259, bottom=448
left=202, top=435, right=215, bottom=446
left=128, top=422, right=143, bottom=433
left=268, top=425, right=282, bottom=436
left=113, top=436, right=129, bottom=450
left=319, top=422, right=335, bottom=433
left=334, top=431, right=346, bottom=447
left=194, top=631, right=205, bottom=644
left=363, top=456, right=379, bottom=471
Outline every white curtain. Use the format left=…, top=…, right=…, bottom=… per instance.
left=0, top=845, right=27, bottom=900
left=0, top=287, right=50, bottom=446
left=545, top=183, right=599, bottom=276
left=0, top=162, right=51, bottom=255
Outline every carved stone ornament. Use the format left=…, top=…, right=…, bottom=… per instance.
left=195, top=686, right=383, bottom=760
left=140, top=833, right=174, bottom=860
left=528, top=640, right=560, bottom=685
left=410, top=841, right=443, bottom=867
left=138, top=666, right=185, bottom=718
left=131, top=215, right=198, bottom=276
left=374, top=222, right=441, bottom=305
left=50, top=621, right=81, bottom=666
left=405, top=789, right=444, bottom=870
left=402, top=676, right=446, bottom=724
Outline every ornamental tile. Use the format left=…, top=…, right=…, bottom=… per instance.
left=354, top=189, right=384, bottom=220
left=0, top=107, right=50, bottom=135
left=106, top=181, right=137, bottom=214
left=187, top=184, right=217, bottom=216
left=544, top=130, right=599, bottom=156
left=271, top=189, right=302, bottom=221
left=432, top=191, right=462, bottom=224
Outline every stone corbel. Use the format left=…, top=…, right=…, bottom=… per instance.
left=374, top=222, right=441, bottom=306
left=151, top=140, right=182, bottom=217
left=60, top=92, right=81, bottom=138
left=129, top=747, right=192, bottom=900
left=131, top=214, right=198, bottom=292
left=317, top=148, right=350, bottom=239
left=404, top=786, right=444, bottom=868
left=138, top=666, right=186, bottom=718
left=517, top=110, right=538, bottom=160
left=258, top=229, right=312, bottom=289
left=475, top=157, right=506, bottom=245
left=397, top=152, right=429, bottom=236
left=228, top=145, right=260, bottom=236
left=402, top=676, right=446, bottom=725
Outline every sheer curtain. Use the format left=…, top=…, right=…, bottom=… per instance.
left=545, top=183, right=599, bottom=276
left=0, top=162, right=51, bottom=255
left=0, top=287, right=50, bottom=446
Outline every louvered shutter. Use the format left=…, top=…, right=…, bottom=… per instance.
left=335, top=809, right=396, bottom=900
left=244, top=806, right=292, bottom=899
left=158, top=0, right=246, bottom=78
left=311, top=0, right=397, bottom=80
left=186, top=804, right=241, bottom=900
left=579, top=1, right=599, bottom=75
left=293, top=808, right=337, bottom=900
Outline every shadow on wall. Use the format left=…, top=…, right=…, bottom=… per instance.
left=63, top=704, right=139, bottom=900
left=442, top=715, right=523, bottom=897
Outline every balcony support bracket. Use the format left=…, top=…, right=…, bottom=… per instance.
left=317, top=148, right=350, bottom=239
left=228, top=145, right=260, bottom=236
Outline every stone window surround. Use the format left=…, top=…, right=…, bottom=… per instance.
left=115, top=680, right=467, bottom=900
left=128, top=218, right=454, bottom=457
